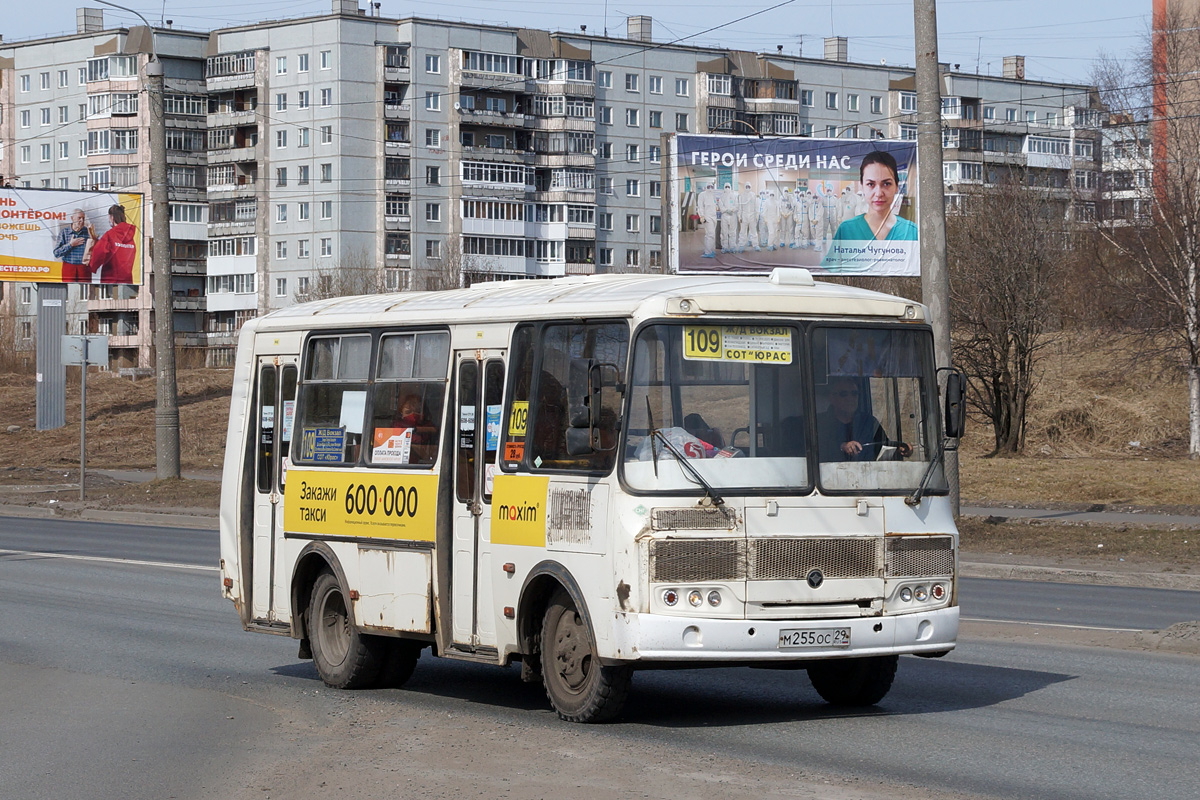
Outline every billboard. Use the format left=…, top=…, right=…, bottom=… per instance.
left=668, top=135, right=919, bottom=276
left=0, top=188, right=145, bottom=285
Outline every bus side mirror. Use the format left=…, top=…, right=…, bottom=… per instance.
left=943, top=369, right=966, bottom=439
left=567, top=357, right=596, bottom=429
left=566, top=358, right=623, bottom=456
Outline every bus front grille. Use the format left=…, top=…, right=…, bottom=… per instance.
left=887, top=536, right=955, bottom=577
left=650, top=539, right=746, bottom=582
left=749, top=537, right=881, bottom=580
left=649, top=537, right=885, bottom=583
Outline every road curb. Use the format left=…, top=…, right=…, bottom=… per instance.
left=0, top=503, right=216, bottom=530
left=960, top=560, right=1200, bottom=592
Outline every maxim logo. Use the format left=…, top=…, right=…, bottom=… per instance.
left=498, top=502, right=541, bottom=522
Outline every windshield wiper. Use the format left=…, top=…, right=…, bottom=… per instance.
left=905, top=436, right=946, bottom=507
left=652, top=429, right=725, bottom=507
left=645, top=396, right=660, bottom=477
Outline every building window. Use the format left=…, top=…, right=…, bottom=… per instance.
left=59, top=142, right=70, bottom=160
left=276, top=278, right=288, bottom=297
left=320, top=238, right=332, bottom=256
left=426, top=203, right=441, bottom=222
left=20, top=146, right=31, bottom=164
left=1026, top=110, right=1036, bottom=124
left=626, top=144, right=639, bottom=162
left=298, top=127, right=310, bottom=148
left=276, top=241, right=287, bottom=259
left=1006, top=107, right=1017, bottom=122
left=598, top=70, right=612, bottom=88
left=626, top=214, right=640, bottom=232
left=649, top=145, right=661, bottom=163
left=298, top=165, right=310, bottom=185
left=800, top=89, right=813, bottom=107
left=276, top=93, right=287, bottom=111
left=848, top=94, right=860, bottom=112
left=649, top=75, right=663, bottom=94
left=276, top=56, right=287, bottom=74
left=21, top=287, right=33, bottom=304
left=298, top=53, right=309, bottom=72
left=320, top=50, right=332, bottom=69
left=276, top=130, right=287, bottom=148
left=675, top=113, right=689, bottom=132
left=298, top=239, right=310, bottom=258
left=599, top=106, right=612, bottom=125
left=297, top=276, right=311, bottom=295
left=276, top=204, right=288, bottom=222
left=826, top=91, right=838, bottom=110
left=298, top=90, right=310, bottom=109
left=625, top=249, right=640, bottom=268
left=40, top=144, right=50, bottom=162
left=58, top=69, right=69, bottom=88
left=600, top=142, right=613, bottom=159
left=20, top=110, right=30, bottom=128
left=299, top=202, right=310, bottom=220
left=426, top=128, right=441, bottom=147
left=649, top=180, right=661, bottom=198
left=600, top=177, right=614, bottom=195
left=598, top=248, right=613, bottom=266
left=320, top=201, right=332, bottom=219
left=20, top=74, right=30, bottom=93
left=40, top=108, right=50, bottom=126
left=707, top=74, right=732, bottom=96
left=649, top=250, right=662, bottom=268
left=320, top=163, right=332, bottom=183
left=426, top=239, right=441, bottom=259
left=900, top=91, right=917, bottom=113
left=625, top=73, right=639, bottom=92
left=649, top=110, right=662, bottom=128
left=870, top=96, right=882, bottom=115
left=675, top=78, right=689, bottom=96
left=599, top=212, right=613, bottom=231
left=426, top=91, right=440, bottom=111
left=425, top=54, right=440, bottom=73
left=321, top=125, right=333, bottom=144
left=983, top=105, right=995, bottom=121
left=626, top=179, right=640, bottom=197
left=276, top=167, right=287, bottom=186
left=626, top=108, right=639, bottom=126
left=650, top=215, right=661, bottom=234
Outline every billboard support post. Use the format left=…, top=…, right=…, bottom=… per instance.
left=914, top=0, right=959, bottom=514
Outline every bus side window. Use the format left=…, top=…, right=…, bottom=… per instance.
left=278, top=364, right=297, bottom=489
left=293, top=334, right=371, bottom=466
left=368, top=331, right=450, bottom=467
left=501, top=325, right=535, bottom=470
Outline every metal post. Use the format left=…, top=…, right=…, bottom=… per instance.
left=913, top=0, right=959, bottom=514
left=80, top=338, right=87, bottom=501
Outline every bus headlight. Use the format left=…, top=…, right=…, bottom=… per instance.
left=899, top=587, right=913, bottom=602
left=687, top=590, right=704, bottom=607
left=914, top=585, right=929, bottom=602
left=707, top=590, right=722, bottom=607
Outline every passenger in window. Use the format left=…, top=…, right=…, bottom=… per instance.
left=817, top=378, right=911, bottom=462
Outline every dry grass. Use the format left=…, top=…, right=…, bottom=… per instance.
left=959, top=517, right=1200, bottom=570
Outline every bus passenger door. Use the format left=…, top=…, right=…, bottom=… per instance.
left=251, top=357, right=297, bottom=624
left=451, top=352, right=506, bottom=650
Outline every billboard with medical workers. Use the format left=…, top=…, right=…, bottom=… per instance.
left=666, top=134, right=920, bottom=276
left=0, top=187, right=144, bottom=285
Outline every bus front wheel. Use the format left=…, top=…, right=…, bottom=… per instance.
left=308, top=571, right=384, bottom=689
left=540, top=589, right=632, bottom=723
left=807, top=654, right=898, bottom=706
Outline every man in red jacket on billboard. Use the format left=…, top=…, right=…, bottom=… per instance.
left=85, top=204, right=138, bottom=284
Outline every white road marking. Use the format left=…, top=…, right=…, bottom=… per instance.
left=961, top=616, right=1142, bottom=633
left=0, top=548, right=218, bottom=573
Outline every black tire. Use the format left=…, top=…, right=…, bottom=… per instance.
left=377, top=638, right=422, bottom=688
left=540, top=589, right=632, bottom=723
left=807, top=654, right=899, bottom=707
left=308, top=571, right=384, bottom=689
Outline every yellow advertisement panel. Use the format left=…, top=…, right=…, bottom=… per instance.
left=492, top=475, right=550, bottom=547
left=284, top=469, right=439, bottom=541
left=682, top=325, right=793, bottom=364
left=0, top=188, right=144, bottom=285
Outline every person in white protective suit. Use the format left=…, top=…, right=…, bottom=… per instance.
left=793, top=188, right=810, bottom=249
left=737, top=182, right=757, bottom=252
left=840, top=186, right=858, bottom=225
left=696, top=183, right=719, bottom=258
left=778, top=188, right=795, bottom=249
left=719, top=183, right=740, bottom=253
left=809, top=188, right=827, bottom=251
left=760, top=190, right=780, bottom=251
left=823, top=186, right=840, bottom=243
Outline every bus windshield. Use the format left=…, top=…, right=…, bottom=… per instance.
left=621, top=322, right=945, bottom=496
left=623, top=323, right=811, bottom=493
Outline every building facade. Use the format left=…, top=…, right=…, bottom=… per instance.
left=2, top=2, right=1106, bottom=368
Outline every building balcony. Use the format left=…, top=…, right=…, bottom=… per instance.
left=532, top=188, right=596, bottom=204
left=172, top=294, right=207, bottom=311
left=384, top=252, right=412, bottom=266
left=525, top=115, right=595, bottom=133
left=565, top=261, right=596, bottom=275
left=458, top=107, right=530, bottom=127
left=208, top=219, right=257, bottom=237
left=945, top=116, right=984, bottom=130
left=704, top=94, right=737, bottom=109
left=207, top=145, right=258, bottom=165
left=741, top=97, right=800, bottom=114
left=384, top=65, right=410, bottom=81
left=385, top=177, right=412, bottom=190
left=167, top=186, right=206, bottom=203
left=207, top=182, right=259, bottom=200
left=104, top=334, right=142, bottom=349
left=178, top=330, right=238, bottom=348
left=384, top=102, right=411, bottom=119
left=460, top=70, right=526, bottom=91
left=384, top=215, right=411, bottom=231
left=532, top=153, right=595, bottom=169
left=567, top=225, right=596, bottom=240
left=527, top=79, right=595, bottom=99
left=385, top=140, right=411, bottom=154
left=207, top=109, right=257, bottom=128
left=207, top=72, right=257, bottom=91
left=462, top=145, right=532, bottom=162
left=87, top=297, right=141, bottom=313
left=172, top=259, right=206, bottom=276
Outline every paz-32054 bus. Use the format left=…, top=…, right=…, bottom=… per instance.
left=219, top=268, right=965, bottom=722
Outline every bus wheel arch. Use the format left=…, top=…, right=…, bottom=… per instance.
left=516, top=562, right=592, bottom=668
left=291, top=542, right=349, bottom=647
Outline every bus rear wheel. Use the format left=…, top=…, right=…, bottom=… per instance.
left=540, top=589, right=632, bottom=723
left=308, top=571, right=383, bottom=689
left=807, top=654, right=898, bottom=706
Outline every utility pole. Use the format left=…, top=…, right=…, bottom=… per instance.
left=913, top=0, right=958, bottom=513
left=98, top=1, right=180, bottom=479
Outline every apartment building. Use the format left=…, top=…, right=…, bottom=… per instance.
left=0, top=9, right=209, bottom=368
left=3, top=2, right=1106, bottom=368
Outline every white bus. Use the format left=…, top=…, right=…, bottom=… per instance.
left=219, top=268, right=965, bottom=722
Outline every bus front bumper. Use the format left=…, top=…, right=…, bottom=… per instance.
left=604, top=606, right=958, bottom=663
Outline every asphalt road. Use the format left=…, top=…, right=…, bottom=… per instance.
left=2, top=516, right=1198, bottom=800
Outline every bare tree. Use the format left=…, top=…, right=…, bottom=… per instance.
left=1094, top=4, right=1200, bottom=458
left=297, top=246, right=390, bottom=302
left=415, top=237, right=504, bottom=291
left=947, top=179, right=1068, bottom=455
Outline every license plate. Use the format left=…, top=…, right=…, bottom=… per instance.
left=778, top=627, right=851, bottom=649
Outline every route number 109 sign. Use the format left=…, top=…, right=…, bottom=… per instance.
left=682, top=326, right=793, bottom=364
